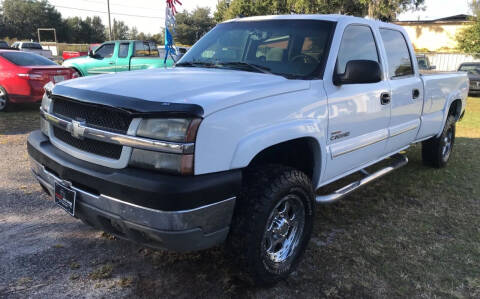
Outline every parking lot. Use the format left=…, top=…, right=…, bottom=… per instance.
left=1, top=99, right=480, bottom=298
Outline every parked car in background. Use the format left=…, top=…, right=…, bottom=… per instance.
left=62, top=43, right=102, bottom=61
left=458, top=62, right=480, bottom=96
left=0, top=50, right=78, bottom=111
left=416, top=54, right=436, bottom=72
left=10, top=41, right=54, bottom=60
left=158, top=46, right=191, bottom=62
left=29, top=15, right=467, bottom=284
left=0, top=41, right=10, bottom=49
left=63, top=40, right=174, bottom=76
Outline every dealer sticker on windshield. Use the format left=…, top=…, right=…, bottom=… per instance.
left=54, top=181, right=76, bottom=216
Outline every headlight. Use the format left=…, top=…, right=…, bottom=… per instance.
left=136, top=118, right=201, bottom=142
left=41, top=92, right=52, bottom=112
left=130, top=118, right=201, bottom=175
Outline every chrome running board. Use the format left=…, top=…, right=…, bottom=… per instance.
left=315, top=154, right=408, bottom=204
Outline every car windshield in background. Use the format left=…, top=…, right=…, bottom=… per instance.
left=0, top=51, right=56, bottom=66
left=0, top=41, right=8, bottom=48
left=23, top=43, right=43, bottom=49
left=459, top=64, right=480, bottom=75
left=177, top=20, right=335, bottom=79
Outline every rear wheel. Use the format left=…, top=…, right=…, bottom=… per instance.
left=228, top=165, right=315, bottom=285
left=0, top=87, right=10, bottom=112
left=72, top=68, right=82, bottom=78
left=422, top=115, right=456, bottom=168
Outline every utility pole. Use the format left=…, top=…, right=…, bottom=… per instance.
left=107, top=0, right=112, bottom=40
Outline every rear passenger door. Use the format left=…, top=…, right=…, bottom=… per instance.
left=115, top=42, right=131, bottom=72
left=379, top=28, right=423, bottom=153
left=323, top=24, right=391, bottom=181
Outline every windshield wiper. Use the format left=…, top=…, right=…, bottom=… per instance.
left=175, top=61, right=216, bottom=68
left=218, top=62, right=272, bottom=74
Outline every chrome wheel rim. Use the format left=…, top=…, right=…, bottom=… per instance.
left=0, top=89, right=6, bottom=111
left=442, top=128, right=453, bottom=160
left=262, top=194, right=305, bottom=265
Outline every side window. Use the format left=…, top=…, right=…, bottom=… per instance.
left=380, top=29, right=414, bottom=78
left=95, top=44, right=115, bottom=58
left=135, top=41, right=149, bottom=57
left=118, top=43, right=129, bottom=58
left=337, top=25, right=379, bottom=74
left=149, top=42, right=159, bottom=56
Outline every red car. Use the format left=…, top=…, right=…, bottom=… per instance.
left=0, top=50, right=78, bottom=111
left=62, top=43, right=101, bottom=61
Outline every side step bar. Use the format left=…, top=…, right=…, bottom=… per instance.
left=315, top=154, right=408, bottom=204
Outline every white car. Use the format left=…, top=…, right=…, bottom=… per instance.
left=28, top=14, right=468, bottom=285
left=11, top=41, right=53, bottom=60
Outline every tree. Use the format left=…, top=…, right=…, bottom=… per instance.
left=214, top=0, right=424, bottom=22
left=87, top=16, right=106, bottom=42
left=175, top=7, right=215, bottom=45
left=111, top=19, right=130, bottom=40
left=129, top=26, right=139, bottom=40
left=360, top=0, right=425, bottom=21
left=1, top=0, right=64, bottom=40
left=456, top=1, right=480, bottom=54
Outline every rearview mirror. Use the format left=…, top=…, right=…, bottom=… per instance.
left=334, top=60, right=382, bottom=86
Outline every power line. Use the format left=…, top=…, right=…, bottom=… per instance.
left=52, top=4, right=165, bottom=19
left=55, top=0, right=164, bottom=12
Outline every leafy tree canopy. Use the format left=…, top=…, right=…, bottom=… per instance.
left=215, top=0, right=425, bottom=22
left=175, top=7, right=215, bottom=45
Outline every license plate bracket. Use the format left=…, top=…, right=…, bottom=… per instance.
left=53, top=75, right=65, bottom=83
left=54, top=181, right=76, bottom=216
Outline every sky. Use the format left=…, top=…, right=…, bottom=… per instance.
left=48, top=0, right=219, bottom=35
left=47, top=0, right=471, bottom=35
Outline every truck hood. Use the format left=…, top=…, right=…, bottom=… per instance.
left=56, top=67, right=310, bottom=116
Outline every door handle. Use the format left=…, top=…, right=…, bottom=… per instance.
left=380, top=92, right=391, bottom=105
left=108, top=62, right=115, bottom=65
left=412, top=89, right=420, bottom=99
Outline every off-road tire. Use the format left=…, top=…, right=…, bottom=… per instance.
left=227, top=165, right=315, bottom=285
left=422, top=115, right=456, bottom=168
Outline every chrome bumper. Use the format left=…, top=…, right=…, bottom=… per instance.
left=30, top=157, right=235, bottom=251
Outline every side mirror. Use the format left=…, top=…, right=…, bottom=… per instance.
left=430, top=65, right=436, bottom=70
left=88, top=50, right=95, bottom=57
left=334, top=60, right=382, bottom=86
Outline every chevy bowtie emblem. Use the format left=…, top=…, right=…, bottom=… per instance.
left=70, top=120, right=86, bottom=139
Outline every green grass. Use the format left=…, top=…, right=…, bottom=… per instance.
left=0, top=99, right=479, bottom=297
left=308, top=97, right=480, bottom=298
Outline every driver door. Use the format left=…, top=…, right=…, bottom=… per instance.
left=87, top=43, right=116, bottom=75
left=323, top=24, right=391, bottom=181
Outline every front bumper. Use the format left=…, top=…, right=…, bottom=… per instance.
left=27, top=130, right=241, bottom=251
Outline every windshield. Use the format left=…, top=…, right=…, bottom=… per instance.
left=459, top=64, right=480, bottom=75
left=23, top=43, right=43, bottom=49
left=177, top=20, right=334, bottom=79
left=0, top=51, right=56, bottom=66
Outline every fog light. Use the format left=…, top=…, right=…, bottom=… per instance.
left=129, top=149, right=193, bottom=175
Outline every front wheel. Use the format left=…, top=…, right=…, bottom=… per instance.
left=422, top=115, right=456, bottom=168
left=0, top=87, right=10, bottom=112
left=228, top=165, right=315, bottom=285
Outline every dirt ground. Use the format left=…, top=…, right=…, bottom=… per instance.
left=1, top=100, right=480, bottom=298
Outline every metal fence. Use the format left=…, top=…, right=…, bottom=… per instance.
left=417, top=52, right=480, bottom=72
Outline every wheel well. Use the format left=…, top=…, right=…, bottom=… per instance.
left=448, top=99, right=462, bottom=121
left=248, top=137, right=319, bottom=181
left=71, top=67, right=83, bottom=77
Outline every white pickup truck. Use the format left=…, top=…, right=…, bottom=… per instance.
left=28, top=15, right=468, bottom=285
left=11, top=41, right=53, bottom=60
